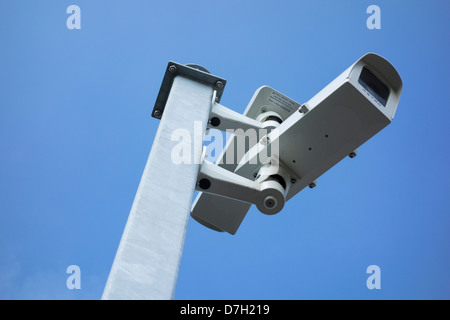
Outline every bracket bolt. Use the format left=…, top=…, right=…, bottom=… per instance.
left=215, top=81, right=224, bottom=89
left=168, top=65, right=177, bottom=74
left=153, top=110, right=162, bottom=119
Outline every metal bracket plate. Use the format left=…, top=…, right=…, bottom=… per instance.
left=152, top=61, right=227, bottom=119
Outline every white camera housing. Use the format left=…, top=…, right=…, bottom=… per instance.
left=191, top=53, right=403, bottom=234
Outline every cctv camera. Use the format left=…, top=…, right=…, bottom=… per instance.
left=191, top=53, right=403, bottom=235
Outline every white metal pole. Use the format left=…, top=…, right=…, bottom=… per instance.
left=102, top=75, right=214, bottom=300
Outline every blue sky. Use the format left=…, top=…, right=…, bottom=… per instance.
left=0, top=0, right=449, bottom=299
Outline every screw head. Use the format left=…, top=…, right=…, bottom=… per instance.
left=290, top=178, right=296, bottom=184
left=153, top=110, right=162, bottom=119
left=260, top=136, right=270, bottom=146
left=215, top=81, right=224, bottom=89
left=264, top=196, right=277, bottom=209
left=168, top=65, right=177, bottom=74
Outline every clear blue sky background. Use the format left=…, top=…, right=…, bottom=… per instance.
left=0, top=0, right=449, bottom=299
